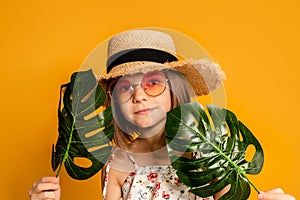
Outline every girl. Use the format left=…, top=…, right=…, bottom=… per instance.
left=28, top=29, right=295, bottom=200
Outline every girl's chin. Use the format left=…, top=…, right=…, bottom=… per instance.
left=132, top=119, right=154, bottom=128
left=134, top=118, right=166, bottom=129
left=135, top=121, right=165, bottom=136
left=135, top=123, right=153, bottom=129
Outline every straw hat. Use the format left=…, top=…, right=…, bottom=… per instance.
left=100, top=29, right=225, bottom=96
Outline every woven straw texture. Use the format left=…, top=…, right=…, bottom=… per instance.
left=100, top=29, right=225, bottom=96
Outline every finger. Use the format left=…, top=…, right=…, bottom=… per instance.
left=258, top=191, right=296, bottom=200
left=30, top=190, right=57, bottom=200
left=32, top=177, right=59, bottom=188
left=40, top=176, right=60, bottom=184
left=29, top=182, right=60, bottom=196
left=263, top=188, right=284, bottom=194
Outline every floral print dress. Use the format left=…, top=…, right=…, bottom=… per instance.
left=103, top=150, right=214, bottom=200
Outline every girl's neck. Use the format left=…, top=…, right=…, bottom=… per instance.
left=127, top=128, right=166, bottom=153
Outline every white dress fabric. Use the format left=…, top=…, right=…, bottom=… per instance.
left=102, top=148, right=214, bottom=200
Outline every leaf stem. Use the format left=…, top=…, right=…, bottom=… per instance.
left=246, top=175, right=260, bottom=194
left=217, top=150, right=261, bottom=194
left=198, top=134, right=261, bottom=194
left=55, top=163, right=63, bottom=177
left=55, top=117, right=76, bottom=177
left=218, top=150, right=260, bottom=194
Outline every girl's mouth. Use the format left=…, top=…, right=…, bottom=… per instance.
left=134, top=108, right=154, bottom=115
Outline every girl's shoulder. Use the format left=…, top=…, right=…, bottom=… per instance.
left=109, top=146, right=135, bottom=172
left=102, top=146, right=135, bottom=195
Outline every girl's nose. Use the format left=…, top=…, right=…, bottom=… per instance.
left=132, top=86, right=148, bottom=103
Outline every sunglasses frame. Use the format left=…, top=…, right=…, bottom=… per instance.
left=107, top=71, right=169, bottom=103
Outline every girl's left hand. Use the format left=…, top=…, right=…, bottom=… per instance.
left=258, top=188, right=296, bottom=200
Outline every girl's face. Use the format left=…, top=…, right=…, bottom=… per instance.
left=111, top=71, right=171, bottom=130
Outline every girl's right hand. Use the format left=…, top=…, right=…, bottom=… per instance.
left=28, top=176, right=60, bottom=200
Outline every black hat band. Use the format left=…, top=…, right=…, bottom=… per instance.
left=106, top=48, right=178, bottom=73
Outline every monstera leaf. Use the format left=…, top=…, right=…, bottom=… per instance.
left=52, top=69, right=114, bottom=180
left=165, top=102, right=264, bottom=200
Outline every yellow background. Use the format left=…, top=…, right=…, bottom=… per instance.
left=1, top=0, right=299, bottom=199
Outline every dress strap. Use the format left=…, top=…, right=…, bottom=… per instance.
left=102, top=147, right=118, bottom=199
left=127, top=154, right=139, bottom=170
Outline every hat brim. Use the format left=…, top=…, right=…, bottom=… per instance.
left=99, top=59, right=225, bottom=96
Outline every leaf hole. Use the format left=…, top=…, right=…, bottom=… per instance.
left=81, top=84, right=97, bottom=103
left=88, top=143, right=110, bottom=152
left=85, top=127, right=105, bottom=137
left=59, top=88, right=67, bottom=113
left=84, top=106, right=106, bottom=120
left=218, top=184, right=231, bottom=198
left=245, top=144, right=256, bottom=162
left=239, top=131, right=244, bottom=141
left=74, top=157, right=92, bottom=168
left=226, top=124, right=231, bottom=137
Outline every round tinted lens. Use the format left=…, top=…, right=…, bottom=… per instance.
left=112, top=79, right=132, bottom=102
left=142, top=71, right=167, bottom=96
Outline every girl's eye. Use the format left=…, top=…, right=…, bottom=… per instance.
left=143, top=72, right=165, bottom=87
left=119, top=85, right=130, bottom=92
left=115, top=81, right=131, bottom=93
left=148, top=79, right=161, bottom=86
